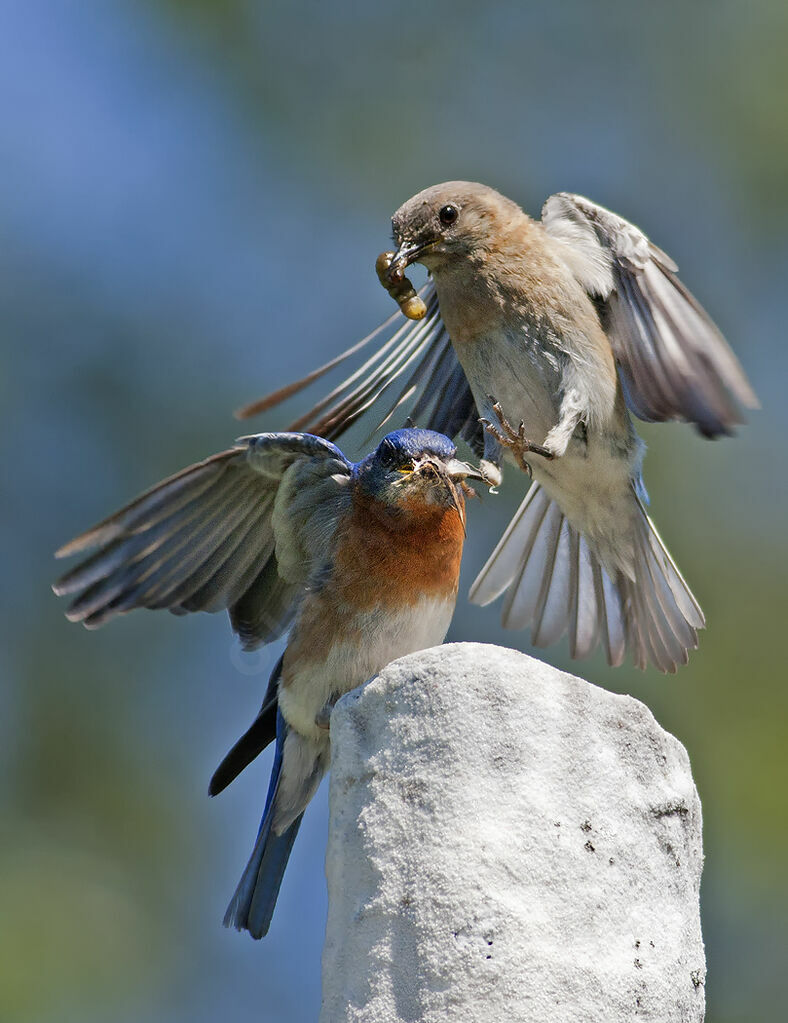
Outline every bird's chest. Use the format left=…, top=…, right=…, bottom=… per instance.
left=279, top=594, right=456, bottom=741
left=278, top=503, right=462, bottom=739
left=452, top=319, right=566, bottom=443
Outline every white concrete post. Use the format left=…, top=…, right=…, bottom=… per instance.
left=321, top=643, right=705, bottom=1023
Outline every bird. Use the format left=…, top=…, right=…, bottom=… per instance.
left=53, top=427, right=483, bottom=937
left=236, top=182, right=758, bottom=673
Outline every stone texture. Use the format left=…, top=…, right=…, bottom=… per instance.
left=320, top=643, right=705, bottom=1023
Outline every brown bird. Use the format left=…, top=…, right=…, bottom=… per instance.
left=238, top=183, right=757, bottom=672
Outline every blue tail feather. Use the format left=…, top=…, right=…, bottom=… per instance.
left=244, top=814, right=303, bottom=937
left=223, top=709, right=302, bottom=939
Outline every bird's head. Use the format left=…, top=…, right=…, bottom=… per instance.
left=355, top=428, right=484, bottom=526
left=387, top=181, right=524, bottom=279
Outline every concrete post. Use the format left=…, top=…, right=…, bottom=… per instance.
left=321, top=643, right=705, bottom=1023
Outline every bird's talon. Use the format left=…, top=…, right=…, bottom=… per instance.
left=484, top=402, right=549, bottom=472
left=315, top=700, right=337, bottom=730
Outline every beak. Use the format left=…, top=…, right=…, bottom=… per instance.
left=415, top=457, right=485, bottom=532
left=389, top=239, right=436, bottom=280
left=444, top=458, right=489, bottom=532
left=444, top=458, right=487, bottom=483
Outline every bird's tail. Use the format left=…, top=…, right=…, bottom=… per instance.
left=469, top=482, right=705, bottom=673
left=223, top=710, right=303, bottom=939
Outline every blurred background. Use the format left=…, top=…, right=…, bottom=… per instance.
left=2, top=2, right=786, bottom=1020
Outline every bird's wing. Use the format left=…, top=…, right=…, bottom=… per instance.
left=236, top=283, right=485, bottom=457
left=53, top=433, right=352, bottom=647
left=209, top=653, right=283, bottom=796
left=541, top=192, right=758, bottom=437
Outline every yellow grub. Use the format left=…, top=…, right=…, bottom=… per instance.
left=376, top=251, right=427, bottom=320
left=400, top=294, right=427, bottom=320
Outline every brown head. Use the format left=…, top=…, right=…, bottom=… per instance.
left=388, top=181, right=527, bottom=280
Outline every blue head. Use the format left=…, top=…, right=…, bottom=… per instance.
left=355, top=429, right=484, bottom=521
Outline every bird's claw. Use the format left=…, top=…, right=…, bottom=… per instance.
left=315, top=696, right=339, bottom=731
left=481, top=401, right=554, bottom=477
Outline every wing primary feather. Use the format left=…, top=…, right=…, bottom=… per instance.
left=61, top=475, right=260, bottom=617
left=373, top=331, right=453, bottom=434
left=287, top=308, right=433, bottom=430
left=209, top=654, right=283, bottom=796
left=655, top=265, right=758, bottom=408
left=73, top=480, right=264, bottom=624
left=567, top=527, right=581, bottom=658
left=154, top=506, right=274, bottom=614
left=308, top=313, right=442, bottom=439
left=541, top=191, right=757, bottom=434
left=173, top=515, right=276, bottom=614
left=422, top=356, right=473, bottom=436
left=234, top=307, right=406, bottom=420
left=54, top=452, right=238, bottom=560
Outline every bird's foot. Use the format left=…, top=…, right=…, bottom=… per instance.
left=315, top=696, right=339, bottom=731
left=480, top=400, right=554, bottom=477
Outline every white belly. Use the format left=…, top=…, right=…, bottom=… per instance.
left=454, top=328, right=564, bottom=449
left=279, top=595, right=456, bottom=741
left=454, top=327, right=643, bottom=574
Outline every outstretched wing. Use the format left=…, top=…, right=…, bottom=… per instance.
left=542, top=192, right=758, bottom=438
left=236, top=284, right=485, bottom=457
left=53, top=433, right=352, bottom=648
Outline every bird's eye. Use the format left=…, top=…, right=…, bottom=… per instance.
left=438, top=204, right=459, bottom=226
left=379, top=439, right=405, bottom=468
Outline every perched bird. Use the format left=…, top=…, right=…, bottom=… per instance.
left=238, top=183, right=757, bottom=673
left=53, top=428, right=482, bottom=937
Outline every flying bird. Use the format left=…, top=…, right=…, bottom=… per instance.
left=237, top=183, right=757, bottom=673
left=53, top=428, right=482, bottom=937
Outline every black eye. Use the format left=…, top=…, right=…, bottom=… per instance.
left=379, top=439, right=399, bottom=466
left=439, top=204, right=458, bottom=226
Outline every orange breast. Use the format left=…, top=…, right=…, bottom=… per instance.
left=281, top=491, right=465, bottom=686
left=331, top=490, right=465, bottom=611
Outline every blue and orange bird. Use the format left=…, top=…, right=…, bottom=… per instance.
left=53, top=428, right=482, bottom=938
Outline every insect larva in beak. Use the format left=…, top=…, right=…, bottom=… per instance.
left=375, top=251, right=427, bottom=321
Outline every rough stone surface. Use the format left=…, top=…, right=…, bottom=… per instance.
left=320, top=643, right=705, bottom=1023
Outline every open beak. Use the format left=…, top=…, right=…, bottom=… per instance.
left=415, top=457, right=487, bottom=532
left=444, top=458, right=487, bottom=484
left=389, top=239, right=437, bottom=280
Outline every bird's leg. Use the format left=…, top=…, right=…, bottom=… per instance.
left=315, top=694, right=340, bottom=731
left=480, top=400, right=555, bottom=476
left=541, top=391, right=584, bottom=460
